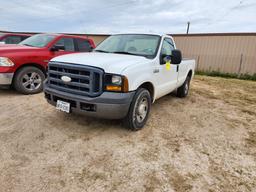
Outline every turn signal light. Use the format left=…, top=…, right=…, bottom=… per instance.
left=106, top=85, right=122, bottom=91
left=122, top=76, right=129, bottom=92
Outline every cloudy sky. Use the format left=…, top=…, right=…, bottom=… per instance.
left=0, top=0, right=256, bottom=34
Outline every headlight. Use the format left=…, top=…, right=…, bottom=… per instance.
left=112, top=75, right=122, bottom=85
left=104, top=74, right=129, bottom=92
left=0, top=57, right=14, bottom=67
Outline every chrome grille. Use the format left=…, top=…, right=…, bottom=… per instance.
left=47, top=62, right=103, bottom=97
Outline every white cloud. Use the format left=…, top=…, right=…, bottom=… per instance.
left=0, top=0, right=255, bottom=33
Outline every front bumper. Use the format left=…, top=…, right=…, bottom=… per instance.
left=44, top=84, right=135, bottom=119
left=0, top=73, right=14, bottom=85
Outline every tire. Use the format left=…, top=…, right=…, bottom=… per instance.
left=14, top=66, right=45, bottom=95
left=123, top=88, right=151, bottom=131
left=177, top=75, right=191, bottom=98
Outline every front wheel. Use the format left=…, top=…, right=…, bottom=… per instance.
left=123, top=88, right=151, bottom=131
left=14, top=66, right=45, bottom=95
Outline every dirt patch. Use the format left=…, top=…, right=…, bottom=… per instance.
left=0, top=75, right=256, bottom=192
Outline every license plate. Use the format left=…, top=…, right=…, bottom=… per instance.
left=56, top=100, right=70, bottom=113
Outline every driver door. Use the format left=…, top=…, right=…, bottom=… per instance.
left=155, top=38, right=179, bottom=98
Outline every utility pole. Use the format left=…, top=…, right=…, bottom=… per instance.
left=186, top=22, right=190, bottom=34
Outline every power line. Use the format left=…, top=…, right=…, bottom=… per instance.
left=206, top=0, right=245, bottom=26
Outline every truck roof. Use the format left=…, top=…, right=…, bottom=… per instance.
left=111, top=32, right=171, bottom=37
left=42, top=33, right=90, bottom=39
left=0, top=33, right=31, bottom=36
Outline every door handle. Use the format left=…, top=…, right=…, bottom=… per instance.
left=153, top=69, right=159, bottom=73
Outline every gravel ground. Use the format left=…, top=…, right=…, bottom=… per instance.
left=0, top=75, right=255, bottom=192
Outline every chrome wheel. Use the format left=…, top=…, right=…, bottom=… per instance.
left=22, top=72, right=42, bottom=91
left=124, top=88, right=151, bottom=130
left=184, top=81, right=189, bottom=95
left=135, top=97, right=149, bottom=123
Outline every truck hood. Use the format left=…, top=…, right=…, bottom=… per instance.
left=51, top=52, right=152, bottom=74
left=0, top=44, right=41, bottom=54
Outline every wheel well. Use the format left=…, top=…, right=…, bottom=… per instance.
left=187, top=70, right=193, bottom=78
left=138, top=82, right=154, bottom=102
left=14, top=63, right=46, bottom=77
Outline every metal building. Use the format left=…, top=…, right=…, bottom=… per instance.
left=173, top=33, right=256, bottom=75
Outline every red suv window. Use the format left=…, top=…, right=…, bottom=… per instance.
left=75, top=38, right=93, bottom=52
left=3, top=36, right=22, bottom=44
left=54, top=38, right=75, bottom=51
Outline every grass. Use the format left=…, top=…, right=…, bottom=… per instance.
left=196, top=71, right=256, bottom=81
left=192, top=75, right=256, bottom=118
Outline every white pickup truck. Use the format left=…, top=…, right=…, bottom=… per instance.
left=44, top=34, right=195, bottom=130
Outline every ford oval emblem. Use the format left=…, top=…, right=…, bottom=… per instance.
left=61, top=76, right=71, bottom=83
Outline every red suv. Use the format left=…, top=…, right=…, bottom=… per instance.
left=0, top=33, right=31, bottom=44
left=0, top=33, right=95, bottom=94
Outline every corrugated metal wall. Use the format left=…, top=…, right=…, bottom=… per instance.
left=173, top=35, right=256, bottom=75
left=88, top=34, right=256, bottom=75
left=86, top=35, right=108, bottom=45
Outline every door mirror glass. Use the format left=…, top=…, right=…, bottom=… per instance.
left=171, top=49, right=182, bottom=64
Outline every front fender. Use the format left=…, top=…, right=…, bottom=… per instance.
left=121, top=60, right=157, bottom=100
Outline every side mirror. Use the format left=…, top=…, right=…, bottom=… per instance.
left=50, top=45, right=65, bottom=51
left=160, top=49, right=182, bottom=65
left=171, top=49, right=182, bottom=64
left=89, top=46, right=94, bottom=52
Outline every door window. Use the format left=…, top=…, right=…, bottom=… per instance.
left=161, top=38, right=175, bottom=56
left=55, top=38, right=75, bottom=51
left=21, top=36, right=30, bottom=41
left=3, top=36, right=22, bottom=44
left=76, top=39, right=92, bottom=52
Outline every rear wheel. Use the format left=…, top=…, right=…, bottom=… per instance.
left=123, top=88, right=151, bottom=131
left=177, top=75, right=191, bottom=98
left=14, top=66, right=45, bottom=94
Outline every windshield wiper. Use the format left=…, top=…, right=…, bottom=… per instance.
left=95, top=50, right=148, bottom=57
left=112, top=51, right=135, bottom=55
left=22, top=44, right=35, bottom=47
left=112, top=51, right=144, bottom=57
left=94, top=50, right=110, bottom=53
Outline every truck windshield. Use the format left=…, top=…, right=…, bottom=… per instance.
left=19, top=34, right=55, bottom=48
left=95, top=34, right=161, bottom=58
